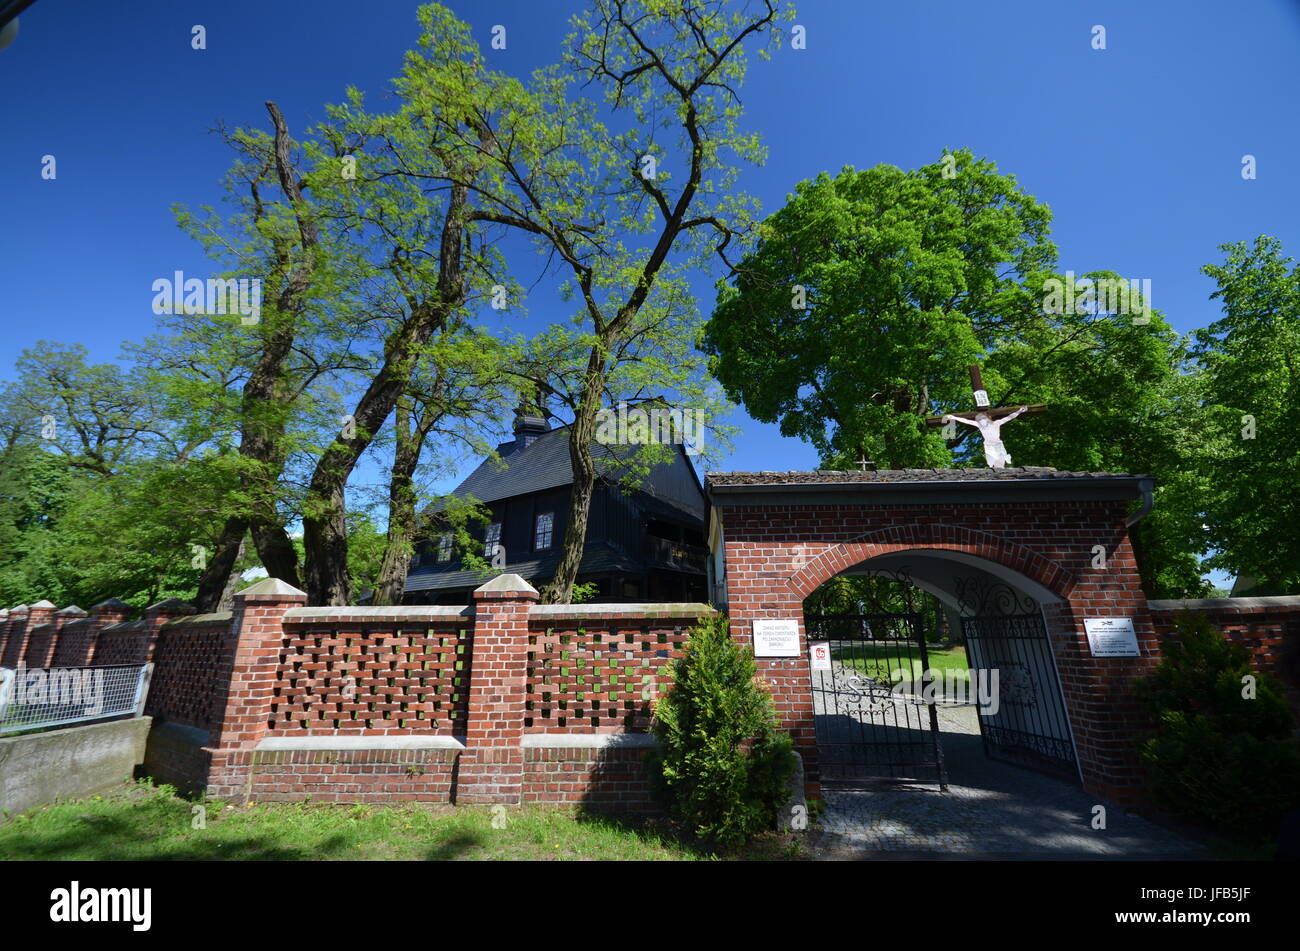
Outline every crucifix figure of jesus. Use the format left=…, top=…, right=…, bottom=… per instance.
left=925, top=365, right=1047, bottom=469
left=943, top=407, right=1028, bottom=468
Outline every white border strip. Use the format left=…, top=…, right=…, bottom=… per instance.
left=255, top=735, right=466, bottom=751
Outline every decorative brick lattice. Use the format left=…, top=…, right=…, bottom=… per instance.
left=93, top=623, right=149, bottom=666
left=269, top=626, right=467, bottom=735
left=525, top=623, right=689, bottom=732
left=147, top=621, right=232, bottom=731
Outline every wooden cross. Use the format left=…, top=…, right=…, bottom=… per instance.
left=925, top=365, right=1048, bottom=432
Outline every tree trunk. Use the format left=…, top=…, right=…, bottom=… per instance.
left=541, top=348, right=607, bottom=604
left=301, top=182, right=470, bottom=605
left=196, top=101, right=317, bottom=607
left=216, top=535, right=247, bottom=612
left=193, top=515, right=249, bottom=612
left=372, top=395, right=421, bottom=606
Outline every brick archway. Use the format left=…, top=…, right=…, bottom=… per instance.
left=783, top=522, right=1077, bottom=602
left=707, top=469, right=1162, bottom=805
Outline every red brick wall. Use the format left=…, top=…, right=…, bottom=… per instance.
left=92, top=621, right=150, bottom=666
left=21, top=623, right=57, bottom=668
left=521, top=746, right=659, bottom=811
left=51, top=618, right=97, bottom=666
left=146, top=616, right=234, bottom=733
left=1149, top=598, right=1300, bottom=712
left=1, top=607, right=36, bottom=667
left=208, top=748, right=459, bottom=803
left=269, top=619, right=468, bottom=737
left=524, top=611, right=695, bottom=734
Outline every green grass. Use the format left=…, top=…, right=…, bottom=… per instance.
left=831, top=644, right=971, bottom=683
left=0, top=780, right=807, bottom=861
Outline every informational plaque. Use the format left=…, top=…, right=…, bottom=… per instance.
left=809, top=641, right=831, bottom=670
left=1084, top=617, right=1141, bottom=657
left=752, top=619, right=800, bottom=657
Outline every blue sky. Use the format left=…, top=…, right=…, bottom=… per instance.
left=3, top=0, right=1298, bottom=585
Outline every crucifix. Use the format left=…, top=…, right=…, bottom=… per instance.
left=925, top=365, right=1047, bottom=469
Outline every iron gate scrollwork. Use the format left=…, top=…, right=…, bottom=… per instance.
left=806, top=612, right=949, bottom=787
left=961, top=612, right=1078, bottom=782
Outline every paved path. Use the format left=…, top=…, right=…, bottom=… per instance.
left=813, top=703, right=1208, bottom=860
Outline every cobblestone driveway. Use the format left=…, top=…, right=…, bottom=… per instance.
left=813, top=702, right=1207, bottom=860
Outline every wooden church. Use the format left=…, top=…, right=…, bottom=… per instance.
left=402, top=408, right=708, bottom=604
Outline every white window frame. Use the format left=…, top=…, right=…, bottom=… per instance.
left=484, top=522, right=502, bottom=558
left=534, top=511, right=554, bottom=551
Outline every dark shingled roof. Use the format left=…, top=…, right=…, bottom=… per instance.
left=443, top=423, right=703, bottom=520
left=706, top=467, right=1146, bottom=487
left=452, top=425, right=620, bottom=504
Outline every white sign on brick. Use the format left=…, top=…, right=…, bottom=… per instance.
left=753, top=618, right=800, bottom=657
left=1084, top=617, right=1140, bottom=657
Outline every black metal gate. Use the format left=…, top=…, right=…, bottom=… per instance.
left=805, top=613, right=948, bottom=787
left=961, top=613, right=1078, bottom=782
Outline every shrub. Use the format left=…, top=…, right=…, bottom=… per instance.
left=646, top=613, right=796, bottom=849
left=1134, top=611, right=1300, bottom=839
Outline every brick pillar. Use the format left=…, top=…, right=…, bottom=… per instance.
left=1, top=605, right=24, bottom=667
left=210, top=578, right=306, bottom=751
left=18, top=600, right=55, bottom=666
left=141, top=597, right=195, bottom=663
left=27, top=604, right=87, bottom=667
left=0, top=609, right=10, bottom=665
left=724, top=578, right=820, bottom=801
left=457, top=574, right=538, bottom=805
left=87, top=598, right=133, bottom=665
left=49, top=606, right=88, bottom=667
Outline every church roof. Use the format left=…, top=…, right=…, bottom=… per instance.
left=452, top=424, right=626, bottom=504
left=443, top=423, right=704, bottom=519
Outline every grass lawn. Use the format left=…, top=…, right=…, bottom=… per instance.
left=831, top=644, right=971, bottom=683
left=0, top=780, right=807, bottom=861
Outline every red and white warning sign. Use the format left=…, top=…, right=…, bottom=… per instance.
left=810, top=641, right=831, bottom=671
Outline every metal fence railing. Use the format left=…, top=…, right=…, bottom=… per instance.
left=0, top=663, right=153, bottom=735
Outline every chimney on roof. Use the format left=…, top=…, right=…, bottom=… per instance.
left=512, top=398, right=550, bottom=451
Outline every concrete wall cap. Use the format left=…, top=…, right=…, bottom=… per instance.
left=10, top=604, right=28, bottom=614
left=92, top=598, right=133, bottom=611
left=1149, top=595, right=1300, bottom=611
left=521, top=733, right=659, bottom=749
left=55, top=605, right=89, bottom=617
left=146, top=597, right=195, bottom=614
left=234, top=578, right=308, bottom=599
left=529, top=602, right=713, bottom=618
left=29, top=600, right=56, bottom=609
left=473, top=573, right=539, bottom=596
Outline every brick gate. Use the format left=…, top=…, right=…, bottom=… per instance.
left=705, top=467, right=1162, bottom=805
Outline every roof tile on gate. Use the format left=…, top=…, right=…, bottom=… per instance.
left=705, top=467, right=1144, bottom=487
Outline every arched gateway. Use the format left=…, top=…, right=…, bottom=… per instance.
left=705, top=467, right=1160, bottom=804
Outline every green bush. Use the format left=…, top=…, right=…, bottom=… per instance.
left=1134, top=611, right=1300, bottom=839
left=647, top=613, right=796, bottom=848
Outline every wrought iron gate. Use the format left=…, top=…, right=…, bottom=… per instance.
left=806, top=613, right=948, bottom=787
left=961, top=613, right=1078, bottom=782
